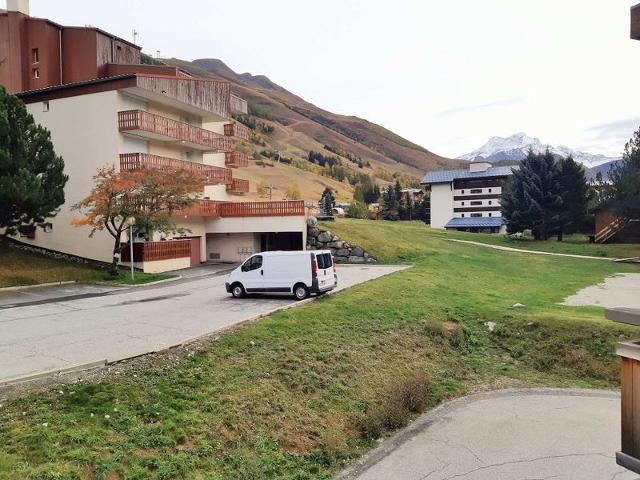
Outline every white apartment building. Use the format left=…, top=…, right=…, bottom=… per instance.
left=3, top=2, right=306, bottom=273
left=421, top=162, right=517, bottom=234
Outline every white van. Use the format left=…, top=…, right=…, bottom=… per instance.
left=225, top=250, right=337, bottom=300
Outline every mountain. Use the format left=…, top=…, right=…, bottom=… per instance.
left=585, top=159, right=623, bottom=182
left=458, top=132, right=621, bottom=168
left=162, top=58, right=459, bottom=188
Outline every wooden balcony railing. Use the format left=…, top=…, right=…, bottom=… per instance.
left=119, top=153, right=232, bottom=185
left=121, top=240, right=191, bottom=262
left=225, top=152, right=249, bottom=168
left=181, top=200, right=305, bottom=218
left=226, top=178, right=250, bottom=194
left=224, top=122, right=252, bottom=141
left=118, top=110, right=232, bottom=152
left=230, top=94, right=248, bottom=114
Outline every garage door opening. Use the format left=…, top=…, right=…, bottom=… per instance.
left=260, top=232, right=303, bottom=252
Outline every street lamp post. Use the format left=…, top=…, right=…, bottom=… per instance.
left=126, top=217, right=136, bottom=281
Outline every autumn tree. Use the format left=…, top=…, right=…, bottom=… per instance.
left=0, top=87, right=68, bottom=236
left=72, top=166, right=203, bottom=276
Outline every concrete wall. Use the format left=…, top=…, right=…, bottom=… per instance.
left=430, top=183, right=454, bottom=229
left=206, top=232, right=259, bottom=263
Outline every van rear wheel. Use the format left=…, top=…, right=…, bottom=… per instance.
left=293, top=284, right=309, bottom=300
left=231, top=283, right=245, bottom=298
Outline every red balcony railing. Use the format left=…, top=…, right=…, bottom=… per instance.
left=118, top=110, right=232, bottom=152
left=180, top=200, right=305, bottom=218
left=226, top=178, right=250, bottom=194
left=224, top=122, right=252, bottom=141
left=225, top=152, right=249, bottom=168
left=121, top=240, right=191, bottom=262
left=119, top=153, right=232, bottom=185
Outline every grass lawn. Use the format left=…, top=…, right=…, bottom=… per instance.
left=1, top=220, right=639, bottom=479
left=0, top=239, right=174, bottom=288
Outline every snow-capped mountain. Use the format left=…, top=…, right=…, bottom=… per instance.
left=457, top=132, right=620, bottom=167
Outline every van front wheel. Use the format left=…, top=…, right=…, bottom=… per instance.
left=231, top=283, right=245, bottom=298
left=293, top=284, right=309, bottom=301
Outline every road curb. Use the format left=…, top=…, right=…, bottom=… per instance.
left=0, top=280, right=76, bottom=292
left=334, top=387, right=620, bottom=480
left=0, top=360, right=107, bottom=388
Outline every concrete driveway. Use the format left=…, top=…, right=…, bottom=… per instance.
left=0, top=264, right=407, bottom=384
left=338, top=389, right=637, bottom=480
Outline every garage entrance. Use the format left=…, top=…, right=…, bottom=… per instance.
left=260, top=232, right=303, bottom=252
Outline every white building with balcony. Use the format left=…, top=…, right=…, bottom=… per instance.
left=421, top=162, right=517, bottom=234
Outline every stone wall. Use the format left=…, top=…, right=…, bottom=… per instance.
left=306, top=217, right=377, bottom=264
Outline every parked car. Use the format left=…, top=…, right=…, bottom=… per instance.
left=225, top=250, right=337, bottom=300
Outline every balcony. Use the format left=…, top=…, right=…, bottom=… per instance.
left=225, top=152, right=249, bottom=168
left=226, top=178, right=250, bottom=194
left=224, top=122, right=252, bottom=141
left=119, top=153, right=232, bottom=185
left=118, top=110, right=232, bottom=152
left=181, top=200, right=305, bottom=218
left=121, top=239, right=191, bottom=262
left=633, top=3, right=640, bottom=40
left=230, top=94, right=248, bottom=114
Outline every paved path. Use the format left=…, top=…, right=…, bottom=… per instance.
left=564, top=273, right=640, bottom=309
left=0, top=264, right=407, bottom=384
left=446, top=238, right=614, bottom=260
left=338, top=388, right=636, bottom=480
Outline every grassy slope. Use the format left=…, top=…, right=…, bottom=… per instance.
left=0, top=240, right=172, bottom=288
left=0, top=222, right=638, bottom=479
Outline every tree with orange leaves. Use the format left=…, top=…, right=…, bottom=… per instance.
left=72, top=165, right=204, bottom=276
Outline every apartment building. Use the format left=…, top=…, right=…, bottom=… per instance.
left=1, top=0, right=306, bottom=272
left=421, top=162, right=516, bottom=234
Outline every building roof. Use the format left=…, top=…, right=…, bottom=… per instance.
left=421, top=165, right=518, bottom=185
left=444, top=217, right=506, bottom=228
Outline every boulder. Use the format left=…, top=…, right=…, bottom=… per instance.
left=328, top=240, right=345, bottom=249
left=351, top=246, right=365, bottom=257
left=366, top=257, right=377, bottom=263
left=348, top=255, right=365, bottom=263
left=308, top=227, right=320, bottom=238
left=336, top=248, right=349, bottom=257
left=307, top=216, right=318, bottom=227
left=335, top=256, right=349, bottom=263
left=317, top=231, right=333, bottom=243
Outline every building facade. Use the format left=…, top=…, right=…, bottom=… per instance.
left=1, top=1, right=306, bottom=272
left=421, top=162, right=516, bottom=234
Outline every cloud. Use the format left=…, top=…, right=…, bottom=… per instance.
left=437, top=96, right=526, bottom=118
left=584, top=117, right=640, bottom=140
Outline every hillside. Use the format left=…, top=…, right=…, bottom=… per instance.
left=162, top=57, right=462, bottom=202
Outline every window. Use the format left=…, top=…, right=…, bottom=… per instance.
left=471, top=213, right=482, bottom=217
left=488, top=200, right=492, bottom=205
left=241, top=255, right=263, bottom=272
left=316, top=253, right=332, bottom=269
left=488, top=188, right=492, bottom=193
left=42, top=101, right=49, bottom=112
left=32, top=48, right=39, bottom=64
left=470, top=189, right=482, bottom=194
left=461, top=201, right=465, bottom=206
left=488, top=213, right=492, bottom=217
left=470, top=201, right=482, bottom=206
left=461, top=214, right=465, bottom=218
left=461, top=190, right=465, bottom=194
left=33, top=68, right=40, bottom=79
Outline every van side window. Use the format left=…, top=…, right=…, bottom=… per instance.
left=242, top=255, right=263, bottom=272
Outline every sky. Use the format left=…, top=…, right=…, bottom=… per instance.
left=13, top=0, right=640, bottom=158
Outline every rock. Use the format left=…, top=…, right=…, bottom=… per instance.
left=308, top=237, right=316, bottom=246
left=317, top=231, right=333, bottom=243
left=335, top=256, right=349, bottom=263
left=348, top=255, right=365, bottom=263
left=523, top=229, right=533, bottom=237
left=484, top=321, right=497, bottom=332
left=307, top=216, right=318, bottom=227
left=366, top=257, right=377, bottom=263
left=328, top=240, right=345, bottom=249
left=512, top=303, right=526, bottom=309
left=351, top=246, right=364, bottom=257
left=308, top=228, right=320, bottom=238
left=336, top=248, right=349, bottom=257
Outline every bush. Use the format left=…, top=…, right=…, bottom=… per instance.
left=358, top=372, right=431, bottom=439
left=346, top=201, right=368, bottom=219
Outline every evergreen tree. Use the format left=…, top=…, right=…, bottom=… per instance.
left=0, top=87, right=68, bottom=236
left=416, top=195, right=431, bottom=224
left=318, top=187, right=336, bottom=216
left=608, top=127, right=640, bottom=220
left=502, top=149, right=562, bottom=240
left=557, top=156, right=589, bottom=240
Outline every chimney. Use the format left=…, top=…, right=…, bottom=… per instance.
left=7, top=0, right=30, bottom=15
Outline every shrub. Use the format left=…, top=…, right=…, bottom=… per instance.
left=358, top=372, right=431, bottom=439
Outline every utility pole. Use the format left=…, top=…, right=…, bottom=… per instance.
left=132, top=29, right=139, bottom=45
left=266, top=184, right=276, bottom=200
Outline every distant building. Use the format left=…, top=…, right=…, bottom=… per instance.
left=421, top=162, right=517, bottom=234
left=400, top=188, right=424, bottom=202
left=1, top=0, right=306, bottom=272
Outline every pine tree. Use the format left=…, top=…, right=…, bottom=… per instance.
left=557, top=156, right=589, bottom=240
left=0, top=87, right=68, bottom=236
left=502, top=149, right=562, bottom=240
left=318, top=187, right=335, bottom=216
left=608, top=127, right=640, bottom=220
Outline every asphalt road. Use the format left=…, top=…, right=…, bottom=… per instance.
left=0, top=264, right=407, bottom=384
left=338, top=389, right=637, bottom=480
